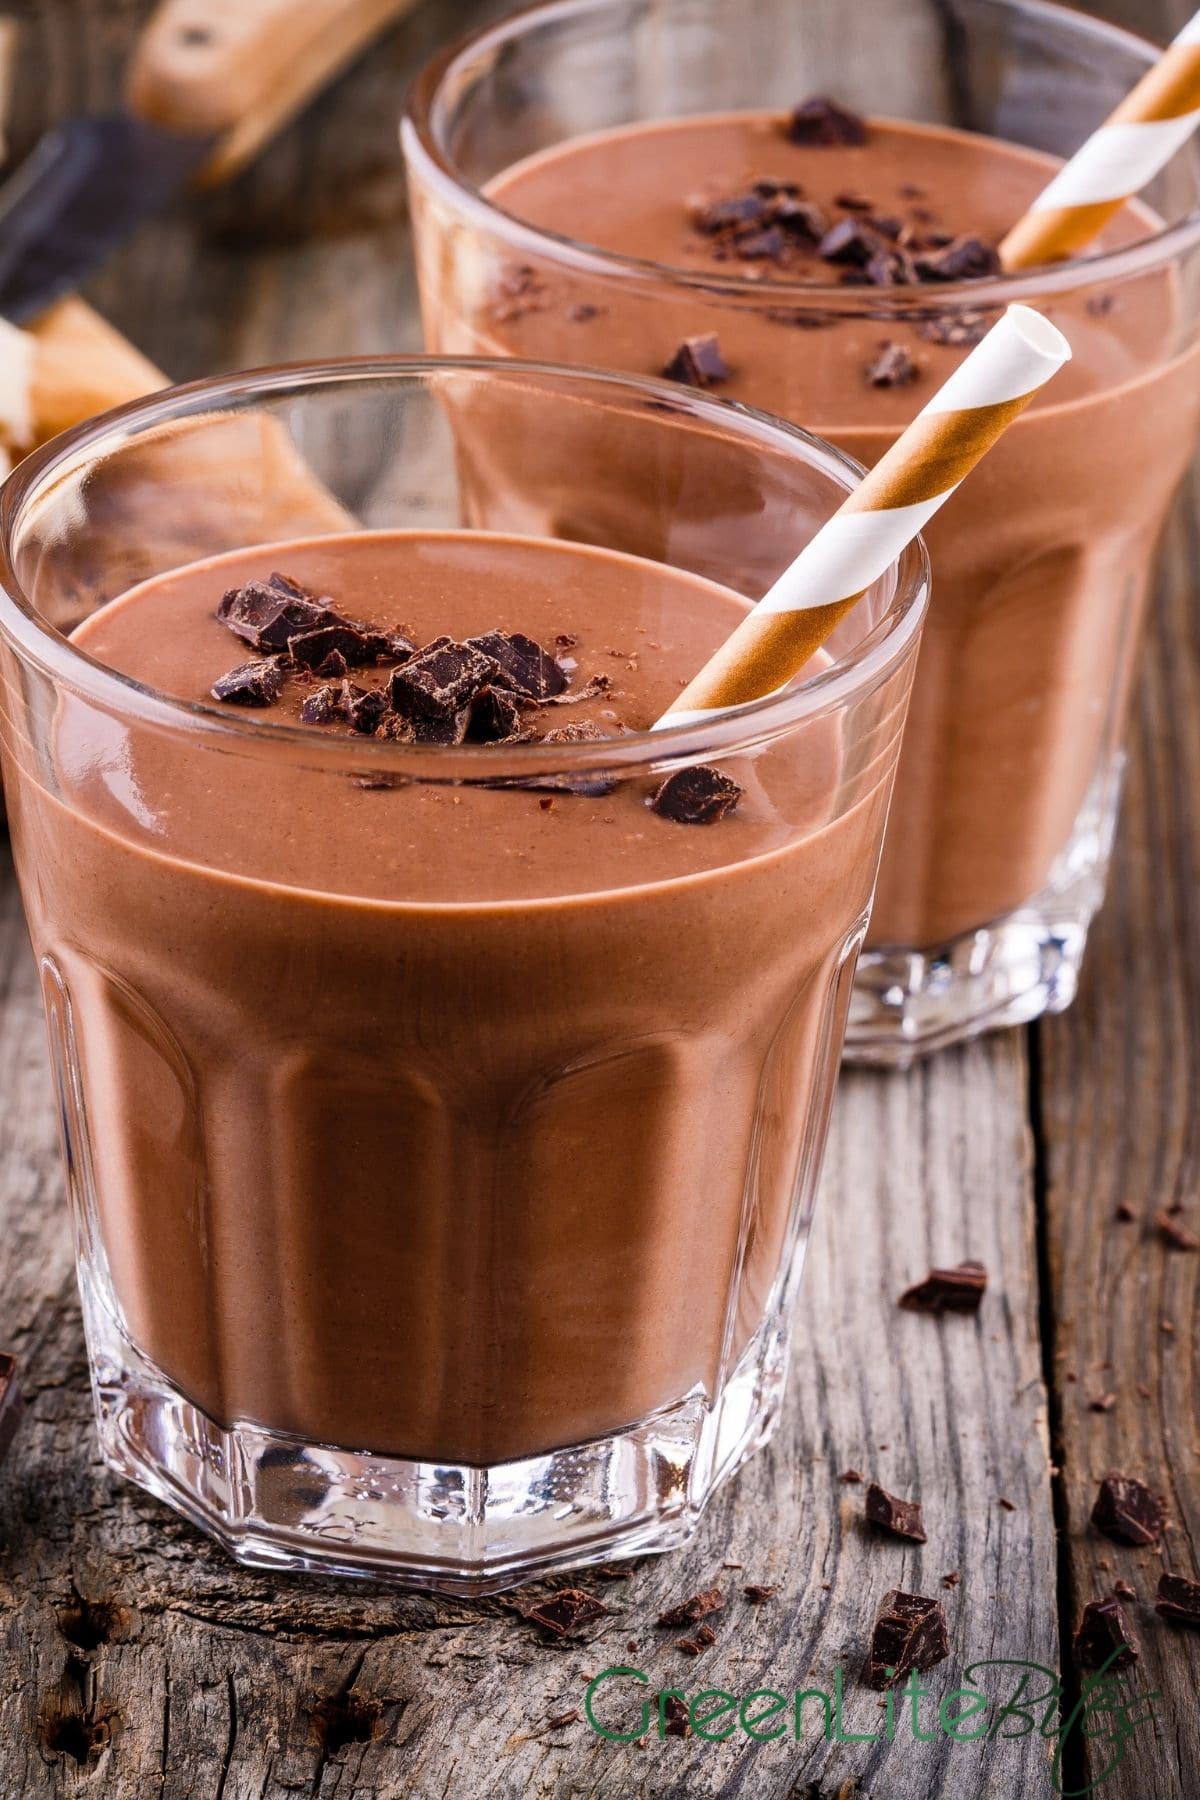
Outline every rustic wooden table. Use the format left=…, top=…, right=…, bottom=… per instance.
left=0, top=2, right=1196, bottom=1795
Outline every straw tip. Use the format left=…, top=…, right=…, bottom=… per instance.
left=1004, top=303, right=1073, bottom=370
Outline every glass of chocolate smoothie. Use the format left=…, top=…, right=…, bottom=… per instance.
left=0, top=358, right=927, bottom=1589
left=403, top=0, right=1200, bottom=1061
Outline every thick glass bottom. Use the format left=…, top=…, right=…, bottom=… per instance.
left=845, top=756, right=1123, bottom=1067
left=80, top=1263, right=789, bottom=1595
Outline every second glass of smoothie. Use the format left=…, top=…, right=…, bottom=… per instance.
left=404, top=0, right=1200, bottom=1060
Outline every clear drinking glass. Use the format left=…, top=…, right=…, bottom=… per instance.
left=403, top=0, right=1200, bottom=1062
left=0, top=359, right=927, bottom=1591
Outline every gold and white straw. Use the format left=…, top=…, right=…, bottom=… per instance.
left=1000, top=9, right=1200, bottom=269
left=656, top=306, right=1070, bottom=730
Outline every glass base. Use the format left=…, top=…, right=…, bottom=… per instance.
left=80, top=1265, right=788, bottom=1595
left=845, top=757, right=1122, bottom=1067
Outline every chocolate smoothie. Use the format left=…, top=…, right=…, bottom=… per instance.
left=415, top=110, right=1200, bottom=948
left=6, top=529, right=912, bottom=1467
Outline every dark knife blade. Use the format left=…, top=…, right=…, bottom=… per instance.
left=0, top=111, right=215, bottom=324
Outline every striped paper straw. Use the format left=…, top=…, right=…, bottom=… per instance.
left=1000, top=9, right=1200, bottom=269
left=657, top=306, right=1070, bottom=730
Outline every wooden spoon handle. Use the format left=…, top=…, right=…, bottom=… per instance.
left=125, top=0, right=418, bottom=184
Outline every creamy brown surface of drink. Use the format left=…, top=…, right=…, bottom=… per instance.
left=427, top=114, right=1200, bottom=945
left=9, top=530, right=906, bottom=1464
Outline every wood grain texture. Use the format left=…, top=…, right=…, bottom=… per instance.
left=0, top=0, right=1192, bottom=1795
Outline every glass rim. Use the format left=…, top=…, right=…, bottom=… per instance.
left=0, top=353, right=929, bottom=782
left=402, top=0, right=1200, bottom=310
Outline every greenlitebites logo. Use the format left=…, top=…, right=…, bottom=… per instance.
left=583, top=1654, right=1161, bottom=1794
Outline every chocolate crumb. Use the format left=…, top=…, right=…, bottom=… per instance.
left=1092, top=1472, right=1166, bottom=1547
left=555, top=632, right=578, bottom=649
left=662, top=333, right=730, bottom=387
left=1074, top=1596, right=1138, bottom=1672
left=657, top=1587, right=725, bottom=1628
left=784, top=96, right=868, bottom=147
left=865, top=1482, right=927, bottom=1543
left=211, top=658, right=285, bottom=707
left=863, top=1590, right=950, bottom=1689
left=865, top=342, right=919, bottom=388
left=522, top=1588, right=609, bottom=1638
left=743, top=1584, right=777, bottom=1604
left=651, top=765, right=742, bottom=825
left=1155, top=1571, right=1200, bottom=1628
left=659, top=1693, right=690, bottom=1738
left=1155, top=1209, right=1199, bottom=1250
left=1136, top=1382, right=1152, bottom=1400
left=694, top=1623, right=717, bottom=1646
left=466, top=630, right=567, bottom=700
left=898, top=1261, right=987, bottom=1313
left=0, top=1352, right=23, bottom=1464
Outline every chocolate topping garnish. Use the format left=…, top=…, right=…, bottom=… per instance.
left=211, top=658, right=285, bottom=707
left=466, top=630, right=567, bottom=700
left=1091, top=1472, right=1166, bottom=1546
left=898, top=1261, right=987, bottom=1313
left=288, top=623, right=378, bottom=670
left=865, top=1482, right=927, bottom=1543
left=863, top=1590, right=950, bottom=1689
left=651, top=765, right=742, bottom=825
left=217, top=572, right=350, bottom=652
left=388, top=636, right=499, bottom=719
left=1074, top=1596, right=1139, bottom=1672
left=662, top=333, right=730, bottom=386
left=784, top=96, right=869, bottom=147
left=1155, top=1572, right=1200, bottom=1628
left=657, top=1587, right=725, bottom=1628
left=522, top=1588, right=609, bottom=1638
left=0, top=1352, right=23, bottom=1465
left=866, top=342, right=919, bottom=388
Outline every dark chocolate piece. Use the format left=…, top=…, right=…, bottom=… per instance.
left=288, top=623, right=377, bottom=670
left=389, top=636, right=499, bottom=719
left=743, top=1584, right=777, bottom=1604
left=210, top=658, right=285, bottom=707
left=466, top=630, right=568, bottom=700
left=863, top=1590, right=950, bottom=1690
left=1155, top=1572, right=1200, bottom=1628
left=913, top=235, right=1002, bottom=282
left=866, top=342, right=919, bottom=388
left=342, top=684, right=390, bottom=735
left=0, top=1351, right=23, bottom=1464
left=817, top=218, right=881, bottom=266
left=898, top=1261, right=987, bottom=1313
left=467, top=686, right=525, bottom=744
left=650, top=765, right=742, bottom=825
left=918, top=310, right=993, bottom=348
left=784, top=96, right=868, bottom=147
left=1155, top=1209, right=1199, bottom=1250
left=1074, top=1596, right=1138, bottom=1672
left=300, top=684, right=340, bottom=725
left=662, top=333, right=730, bottom=387
left=216, top=572, right=349, bottom=652
left=1091, top=1472, right=1166, bottom=1546
left=522, top=1587, right=608, bottom=1638
left=865, top=1482, right=927, bottom=1543
left=657, top=1587, right=725, bottom=1628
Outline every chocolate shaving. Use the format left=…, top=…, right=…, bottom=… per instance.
left=865, top=1482, right=927, bottom=1543
left=898, top=1261, right=987, bottom=1313
left=863, top=1590, right=950, bottom=1689
left=1091, top=1472, right=1166, bottom=1547
left=0, top=1352, right=23, bottom=1464
left=657, top=1587, right=725, bottom=1628
left=866, top=342, right=919, bottom=388
left=210, top=658, right=285, bottom=707
left=466, top=630, right=567, bottom=700
left=650, top=765, right=742, bottom=825
left=1074, top=1596, right=1139, bottom=1672
left=1155, top=1209, right=1199, bottom=1250
left=784, top=96, right=869, bottom=147
left=662, top=333, right=730, bottom=387
left=1155, top=1571, right=1200, bottom=1628
left=522, top=1587, right=609, bottom=1638
left=678, top=1622, right=718, bottom=1656
left=389, top=636, right=499, bottom=720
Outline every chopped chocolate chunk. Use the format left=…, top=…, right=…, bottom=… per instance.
left=1155, top=1571, right=1200, bottom=1628
left=466, top=630, right=567, bottom=700
left=217, top=573, right=349, bottom=652
left=917, top=309, right=994, bottom=348
left=865, top=1482, right=927, bottom=1543
left=342, top=684, right=390, bottom=735
left=863, top=1590, right=950, bottom=1690
left=1092, top=1473, right=1166, bottom=1547
left=288, top=623, right=377, bottom=670
left=659, top=1693, right=690, bottom=1738
left=317, top=649, right=349, bottom=679
left=1155, top=1209, right=1199, bottom=1250
left=817, top=218, right=881, bottom=266
left=690, top=193, right=766, bottom=234
left=840, top=1468, right=865, bottom=1484
left=211, top=658, right=285, bottom=707
left=913, top=235, right=1002, bottom=282
left=657, top=1587, right=725, bottom=1628
left=1074, top=1596, right=1139, bottom=1672
left=784, top=96, right=868, bottom=147
left=389, top=636, right=499, bottom=719
left=898, top=1261, right=987, bottom=1313
left=1089, top=1392, right=1118, bottom=1413
left=371, top=632, right=417, bottom=665
left=866, top=342, right=919, bottom=388
left=522, top=1587, right=609, bottom=1638
left=300, top=684, right=340, bottom=725
left=0, top=1352, right=23, bottom=1464
left=743, top=1584, right=777, bottom=1604
left=662, top=333, right=730, bottom=387
left=650, top=765, right=742, bottom=825
left=468, top=685, right=526, bottom=744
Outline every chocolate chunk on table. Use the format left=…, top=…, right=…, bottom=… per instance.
left=650, top=765, right=742, bottom=824
left=1091, top=1472, right=1166, bottom=1547
left=865, top=1482, right=927, bottom=1543
left=784, top=96, right=868, bottom=147
left=211, top=658, right=286, bottom=707
left=898, top=1261, right=987, bottom=1313
left=863, top=1590, right=950, bottom=1689
left=1073, top=1596, right=1139, bottom=1672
